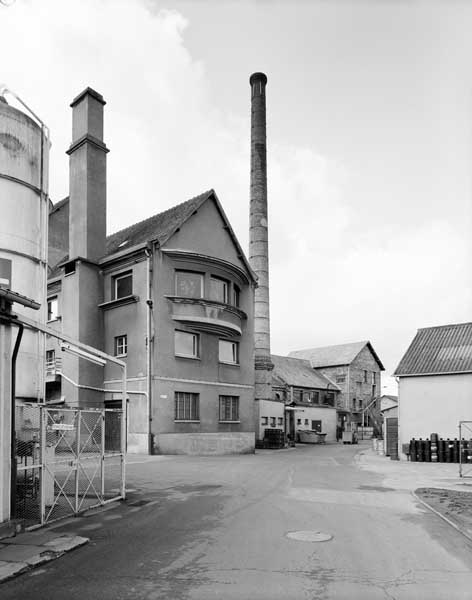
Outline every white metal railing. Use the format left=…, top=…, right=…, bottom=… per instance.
left=45, top=357, right=62, bottom=376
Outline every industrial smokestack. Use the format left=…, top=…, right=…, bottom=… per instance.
left=249, top=72, right=273, bottom=402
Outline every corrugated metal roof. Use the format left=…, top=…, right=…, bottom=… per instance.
left=289, top=341, right=384, bottom=370
left=394, top=322, right=472, bottom=376
left=271, top=355, right=339, bottom=390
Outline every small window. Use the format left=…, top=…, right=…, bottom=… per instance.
left=47, top=297, right=58, bottom=321
left=297, top=418, right=302, bottom=425
left=261, top=416, right=268, bottom=425
left=363, top=370, right=368, bottom=383
left=219, top=340, right=239, bottom=364
left=336, top=374, right=346, bottom=383
left=175, top=392, right=199, bottom=421
left=304, top=419, right=309, bottom=426
left=353, top=398, right=357, bottom=410
left=278, top=417, right=283, bottom=426
left=270, top=417, right=276, bottom=427
left=359, top=399, right=363, bottom=409
left=114, top=335, right=127, bottom=357
left=64, top=260, right=76, bottom=275
left=219, top=396, right=239, bottom=422
left=233, top=285, right=240, bottom=307
left=293, top=390, right=303, bottom=402
left=210, top=276, right=229, bottom=303
left=46, top=349, right=55, bottom=372
left=175, top=271, right=203, bottom=298
left=175, top=330, right=199, bottom=358
left=324, top=392, right=335, bottom=406
left=113, top=271, right=132, bottom=299
left=371, top=372, right=376, bottom=385
left=311, top=391, right=320, bottom=404
left=372, top=384, right=376, bottom=398
left=312, top=420, right=322, bottom=433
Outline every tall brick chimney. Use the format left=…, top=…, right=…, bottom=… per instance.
left=249, top=72, right=273, bottom=403
left=67, top=87, right=108, bottom=262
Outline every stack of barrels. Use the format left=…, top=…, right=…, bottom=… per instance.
left=263, top=428, right=285, bottom=449
left=409, top=434, right=472, bottom=463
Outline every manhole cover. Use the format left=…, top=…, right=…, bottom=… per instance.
left=286, top=530, right=333, bottom=542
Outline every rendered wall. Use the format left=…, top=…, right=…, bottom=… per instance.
left=398, top=373, right=472, bottom=455
left=294, top=405, right=337, bottom=442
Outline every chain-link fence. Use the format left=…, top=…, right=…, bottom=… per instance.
left=14, top=404, right=124, bottom=526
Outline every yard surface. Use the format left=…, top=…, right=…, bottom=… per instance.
left=2, top=441, right=472, bottom=599
left=416, top=487, right=472, bottom=538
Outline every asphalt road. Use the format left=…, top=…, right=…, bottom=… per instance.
left=3, top=441, right=472, bottom=599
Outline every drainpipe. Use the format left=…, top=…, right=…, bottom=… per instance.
left=144, top=243, right=154, bottom=455
left=10, top=320, right=23, bottom=518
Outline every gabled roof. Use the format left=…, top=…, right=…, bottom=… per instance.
left=271, top=355, right=340, bottom=390
left=48, top=190, right=256, bottom=283
left=394, top=322, right=472, bottom=377
left=289, top=341, right=385, bottom=371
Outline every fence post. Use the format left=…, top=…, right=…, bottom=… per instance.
left=101, top=410, right=105, bottom=498
left=40, top=405, right=46, bottom=525
left=459, top=422, right=463, bottom=478
left=75, top=410, right=81, bottom=513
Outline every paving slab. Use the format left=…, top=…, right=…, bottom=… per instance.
left=0, top=560, right=29, bottom=582
left=44, top=536, right=88, bottom=553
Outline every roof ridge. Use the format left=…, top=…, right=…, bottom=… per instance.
left=418, top=322, right=472, bottom=332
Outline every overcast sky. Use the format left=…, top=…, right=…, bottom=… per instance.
left=2, top=0, right=471, bottom=393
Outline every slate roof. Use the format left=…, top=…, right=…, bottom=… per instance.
left=394, top=322, right=472, bottom=376
left=48, top=189, right=255, bottom=282
left=289, top=341, right=385, bottom=370
left=271, top=355, right=340, bottom=390
left=106, top=190, right=212, bottom=255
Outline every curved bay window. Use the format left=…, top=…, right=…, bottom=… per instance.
left=175, top=270, right=203, bottom=298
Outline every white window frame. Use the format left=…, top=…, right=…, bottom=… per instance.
left=175, top=330, right=200, bottom=359
left=210, top=276, right=229, bottom=304
left=218, top=340, right=239, bottom=365
left=114, top=334, right=128, bottom=357
left=47, top=296, right=59, bottom=322
left=113, top=271, right=133, bottom=300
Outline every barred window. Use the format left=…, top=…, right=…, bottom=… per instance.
left=175, top=392, right=199, bottom=421
left=219, top=395, right=239, bottom=422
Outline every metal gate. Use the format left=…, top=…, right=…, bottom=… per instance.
left=385, top=417, right=399, bottom=459
left=14, top=404, right=125, bottom=526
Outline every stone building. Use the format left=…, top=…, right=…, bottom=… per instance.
left=289, top=341, right=384, bottom=432
left=46, top=87, right=257, bottom=455
left=269, top=355, right=338, bottom=443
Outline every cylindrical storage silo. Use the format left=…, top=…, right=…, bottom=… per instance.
left=0, top=95, right=49, bottom=400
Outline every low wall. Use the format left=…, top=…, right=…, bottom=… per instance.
left=157, top=432, right=255, bottom=455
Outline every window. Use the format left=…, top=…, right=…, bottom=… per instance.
left=46, top=349, right=55, bottom=371
left=297, top=418, right=302, bottom=425
left=372, top=384, right=376, bottom=398
left=175, top=271, right=203, bottom=298
left=324, top=392, right=335, bottom=406
left=219, top=396, right=239, bottom=422
left=270, top=417, right=276, bottom=427
left=113, top=272, right=132, bottom=299
left=311, top=391, right=320, bottom=404
left=233, top=285, right=240, bottom=307
left=363, top=370, right=368, bottom=383
left=261, top=416, right=268, bottom=425
left=304, top=419, right=309, bottom=426
left=293, top=390, right=303, bottom=402
left=64, top=260, right=76, bottom=275
left=175, top=330, right=199, bottom=358
left=371, top=372, right=376, bottom=385
left=114, top=335, right=127, bottom=357
left=219, top=340, right=239, bottom=364
left=175, top=392, right=199, bottom=421
left=353, top=398, right=357, bottom=410
left=336, top=374, right=346, bottom=383
left=312, top=420, right=322, bottom=432
left=278, top=417, right=283, bottom=426
left=359, top=399, right=363, bottom=409
left=210, top=276, right=229, bottom=303
left=47, top=297, right=58, bottom=321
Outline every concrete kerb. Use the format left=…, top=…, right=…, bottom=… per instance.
left=356, top=446, right=472, bottom=542
left=0, top=535, right=88, bottom=584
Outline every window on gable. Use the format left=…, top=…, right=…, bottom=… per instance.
left=47, top=297, right=58, bottom=321
left=175, top=270, right=203, bottom=298
left=219, top=395, right=239, bottom=422
left=233, top=285, right=240, bottom=307
left=175, top=330, right=199, bottom=358
left=113, top=271, right=132, bottom=299
left=210, top=276, right=229, bottom=303
left=219, top=340, right=239, bottom=364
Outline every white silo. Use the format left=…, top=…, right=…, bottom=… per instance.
left=0, top=90, right=50, bottom=401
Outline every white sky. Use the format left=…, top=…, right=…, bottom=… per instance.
left=2, top=0, right=471, bottom=394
